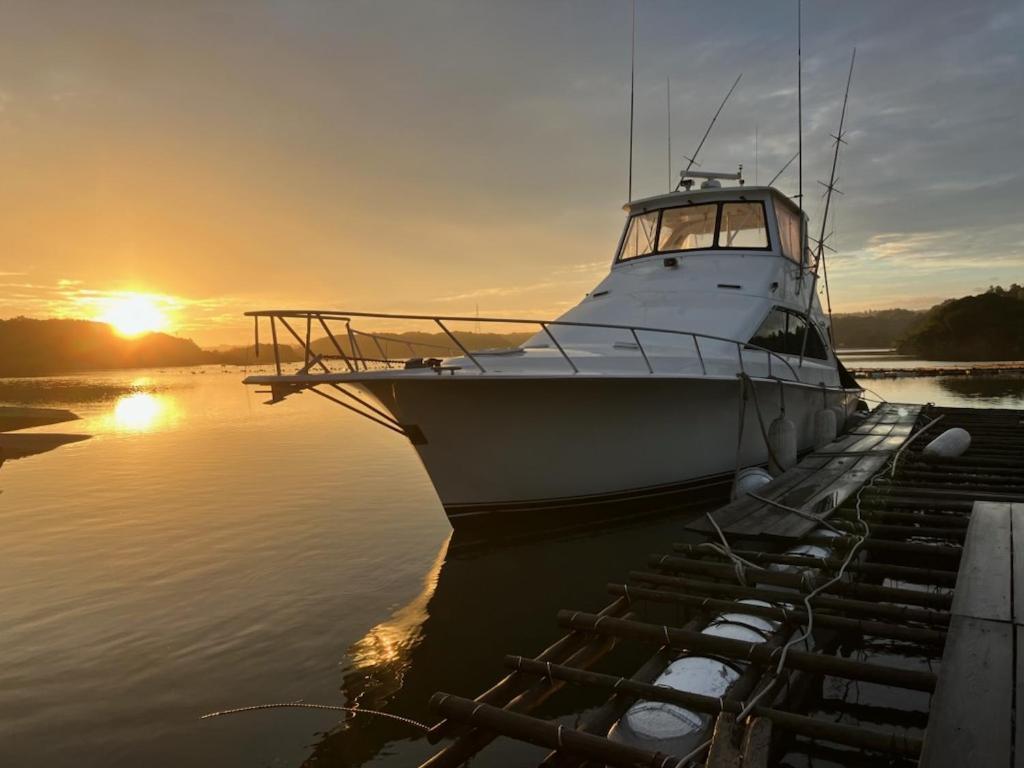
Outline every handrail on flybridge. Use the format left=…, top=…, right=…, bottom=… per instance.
left=244, top=308, right=806, bottom=383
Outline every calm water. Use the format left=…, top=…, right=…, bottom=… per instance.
left=1, top=360, right=1022, bottom=767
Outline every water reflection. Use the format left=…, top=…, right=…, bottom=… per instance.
left=936, top=375, right=1024, bottom=403
left=108, top=391, right=178, bottom=432
left=303, top=516, right=711, bottom=767
left=345, top=540, right=448, bottom=702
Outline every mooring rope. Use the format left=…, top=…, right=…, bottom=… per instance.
left=200, top=701, right=431, bottom=732
left=699, top=513, right=766, bottom=586
left=737, top=373, right=785, bottom=472
left=673, top=408, right=940, bottom=767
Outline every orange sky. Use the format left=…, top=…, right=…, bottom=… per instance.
left=1, top=1, right=1020, bottom=345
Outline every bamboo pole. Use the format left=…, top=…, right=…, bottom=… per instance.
left=649, top=555, right=951, bottom=610
left=422, top=605, right=631, bottom=767
left=608, top=584, right=948, bottom=645
left=833, top=509, right=970, bottom=529
left=629, top=571, right=951, bottom=626
left=670, top=544, right=958, bottom=586
left=830, top=520, right=966, bottom=541
left=425, top=595, right=628, bottom=744
left=555, top=611, right=937, bottom=692
left=429, top=694, right=681, bottom=768
left=503, top=657, right=922, bottom=756
left=858, top=538, right=962, bottom=560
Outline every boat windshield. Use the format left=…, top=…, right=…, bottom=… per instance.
left=617, top=200, right=770, bottom=262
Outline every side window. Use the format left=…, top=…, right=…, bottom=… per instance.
left=618, top=211, right=659, bottom=261
left=749, top=309, right=794, bottom=354
left=776, top=205, right=802, bottom=263
left=718, top=202, right=769, bottom=248
left=748, top=308, right=830, bottom=359
left=802, top=320, right=829, bottom=360
left=658, top=204, right=717, bottom=252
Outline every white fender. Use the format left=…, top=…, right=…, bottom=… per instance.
left=731, top=467, right=773, bottom=500
left=830, top=404, right=848, bottom=433
left=768, top=416, right=797, bottom=474
left=923, top=427, right=971, bottom=459
left=813, top=409, right=838, bottom=450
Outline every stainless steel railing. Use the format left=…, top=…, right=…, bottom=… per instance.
left=245, top=309, right=805, bottom=383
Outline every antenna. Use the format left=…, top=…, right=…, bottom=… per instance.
left=754, top=123, right=758, bottom=186
left=666, top=77, right=672, bottom=192
left=797, top=0, right=805, bottom=288
left=799, top=48, right=857, bottom=364
left=627, top=0, right=636, bottom=202
left=767, top=151, right=799, bottom=187
left=677, top=72, right=742, bottom=187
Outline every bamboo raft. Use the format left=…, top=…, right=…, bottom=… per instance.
left=850, top=363, right=1024, bottom=379
left=417, top=403, right=1024, bottom=767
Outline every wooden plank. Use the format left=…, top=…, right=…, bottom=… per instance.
left=1012, top=503, right=1024, bottom=627
left=1016, top=627, right=1024, bottom=768
left=762, top=454, right=891, bottom=539
left=950, top=502, right=1012, bottom=623
left=919, top=615, right=1013, bottom=768
left=736, top=432, right=901, bottom=539
left=706, top=713, right=742, bottom=768
left=721, top=434, right=892, bottom=536
left=740, top=717, right=772, bottom=768
left=687, top=467, right=816, bottom=533
left=688, top=403, right=923, bottom=539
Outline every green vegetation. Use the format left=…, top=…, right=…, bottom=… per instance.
left=896, top=285, right=1024, bottom=361
left=830, top=309, right=926, bottom=350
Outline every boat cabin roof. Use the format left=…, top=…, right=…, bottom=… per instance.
left=624, top=186, right=805, bottom=221
left=615, top=185, right=807, bottom=264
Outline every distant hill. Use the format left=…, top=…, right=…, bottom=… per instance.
left=8, top=290, right=1016, bottom=377
left=0, top=317, right=533, bottom=377
left=0, top=317, right=302, bottom=377
left=829, top=309, right=926, bottom=350
left=897, top=285, right=1024, bottom=361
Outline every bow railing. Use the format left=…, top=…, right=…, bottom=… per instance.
left=245, top=309, right=806, bottom=383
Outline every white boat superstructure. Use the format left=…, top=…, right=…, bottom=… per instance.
left=245, top=176, right=861, bottom=532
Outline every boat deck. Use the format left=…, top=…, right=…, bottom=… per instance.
left=417, top=403, right=1024, bottom=767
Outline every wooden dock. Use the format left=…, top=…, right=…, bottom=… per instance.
left=918, top=500, right=1024, bottom=767
left=417, top=403, right=1024, bottom=767
left=687, top=402, right=923, bottom=540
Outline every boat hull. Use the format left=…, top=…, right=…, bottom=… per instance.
left=356, top=376, right=860, bottom=532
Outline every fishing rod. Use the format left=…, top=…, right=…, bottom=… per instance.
left=676, top=72, right=743, bottom=187
left=768, top=151, right=800, bottom=187
left=799, top=48, right=857, bottom=365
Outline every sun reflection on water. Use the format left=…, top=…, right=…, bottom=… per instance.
left=109, top=392, right=176, bottom=432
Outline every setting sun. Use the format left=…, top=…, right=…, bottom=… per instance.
left=96, top=294, right=170, bottom=337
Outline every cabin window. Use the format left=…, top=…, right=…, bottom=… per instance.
left=776, top=205, right=802, bottom=263
left=719, top=202, right=769, bottom=248
left=616, top=200, right=773, bottom=262
left=748, top=307, right=829, bottom=360
left=619, top=211, right=659, bottom=260
left=658, top=204, right=717, bottom=251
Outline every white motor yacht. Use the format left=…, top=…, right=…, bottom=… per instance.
left=245, top=170, right=862, bottom=532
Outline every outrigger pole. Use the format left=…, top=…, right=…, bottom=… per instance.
left=676, top=72, right=742, bottom=187
left=799, top=48, right=857, bottom=364
left=627, top=0, right=636, bottom=202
